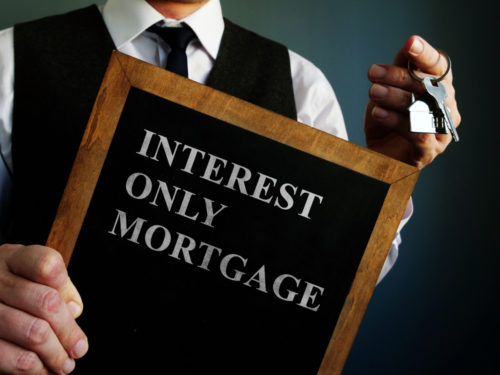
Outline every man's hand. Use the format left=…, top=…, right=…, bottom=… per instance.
left=364, top=35, right=461, bottom=168
left=0, top=244, right=88, bottom=374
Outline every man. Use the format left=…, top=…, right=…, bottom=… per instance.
left=0, top=0, right=460, bottom=374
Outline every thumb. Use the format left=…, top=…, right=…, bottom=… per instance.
left=59, top=276, right=84, bottom=318
left=394, top=35, right=450, bottom=77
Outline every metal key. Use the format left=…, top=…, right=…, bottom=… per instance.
left=422, top=76, right=459, bottom=142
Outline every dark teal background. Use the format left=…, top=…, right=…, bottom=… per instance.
left=1, top=0, right=497, bottom=374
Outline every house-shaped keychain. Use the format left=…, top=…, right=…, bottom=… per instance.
left=408, top=93, right=447, bottom=134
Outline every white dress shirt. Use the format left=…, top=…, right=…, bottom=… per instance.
left=0, top=0, right=410, bottom=281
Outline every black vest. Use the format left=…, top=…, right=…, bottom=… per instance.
left=11, top=5, right=296, bottom=244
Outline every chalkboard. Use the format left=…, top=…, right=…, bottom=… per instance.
left=47, top=52, right=418, bottom=374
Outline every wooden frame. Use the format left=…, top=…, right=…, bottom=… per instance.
left=47, top=51, right=418, bottom=374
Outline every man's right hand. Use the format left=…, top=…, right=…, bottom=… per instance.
left=0, top=244, right=88, bottom=374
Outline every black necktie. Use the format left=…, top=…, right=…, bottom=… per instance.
left=147, top=23, right=197, bottom=77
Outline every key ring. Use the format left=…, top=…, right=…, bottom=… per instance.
left=408, top=50, right=451, bottom=83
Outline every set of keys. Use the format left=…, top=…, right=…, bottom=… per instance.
left=407, top=52, right=459, bottom=142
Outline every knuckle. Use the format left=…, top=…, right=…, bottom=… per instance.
left=0, top=244, right=19, bottom=269
left=422, top=152, right=436, bottom=166
left=397, top=68, right=407, bottom=85
left=441, top=138, right=452, bottom=152
left=455, top=111, right=462, bottom=126
left=434, top=142, right=446, bottom=155
left=38, top=288, right=63, bottom=315
left=0, top=267, right=13, bottom=289
left=15, top=350, right=39, bottom=373
left=26, top=318, right=51, bottom=347
left=432, top=52, right=442, bottom=69
left=35, top=251, right=65, bottom=283
left=446, top=82, right=456, bottom=97
left=412, top=138, right=439, bottom=168
left=0, top=243, right=14, bottom=254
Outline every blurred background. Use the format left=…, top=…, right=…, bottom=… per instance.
left=1, top=0, right=497, bottom=373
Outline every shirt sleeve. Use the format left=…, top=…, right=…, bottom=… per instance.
left=288, top=49, right=412, bottom=284
left=289, top=49, right=348, bottom=140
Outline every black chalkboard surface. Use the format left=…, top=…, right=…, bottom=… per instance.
left=48, top=52, right=418, bottom=374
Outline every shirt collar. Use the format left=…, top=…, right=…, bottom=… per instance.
left=102, top=0, right=224, bottom=60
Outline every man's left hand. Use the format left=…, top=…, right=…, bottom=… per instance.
left=364, top=35, right=461, bottom=168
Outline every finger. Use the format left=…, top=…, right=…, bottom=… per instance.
left=369, top=105, right=451, bottom=168
left=7, top=245, right=67, bottom=288
left=0, top=303, right=76, bottom=374
left=394, top=35, right=451, bottom=77
left=448, top=99, right=461, bottom=128
left=371, top=104, right=452, bottom=150
left=370, top=105, right=414, bottom=142
left=368, top=64, right=424, bottom=95
left=7, top=245, right=83, bottom=316
left=369, top=84, right=413, bottom=113
left=368, top=66, right=461, bottom=128
left=0, top=338, right=47, bottom=375
left=0, top=272, right=88, bottom=359
left=59, top=277, right=84, bottom=318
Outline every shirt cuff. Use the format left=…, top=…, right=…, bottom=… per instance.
left=376, top=196, right=414, bottom=284
left=397, top=196, right=413, bottom=233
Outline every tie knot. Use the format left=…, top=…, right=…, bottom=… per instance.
left=148, top=23, right=197, bottom=51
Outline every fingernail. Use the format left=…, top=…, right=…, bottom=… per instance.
left=410, top=38, right=424, bottom=55
left=71, top=339, right=88, bottom=358
left=372, top=106, right=389, bottom=118
left=369, top=64, right=387, bottom=80
left=370, top=84, right=389, bottom=99
left=63, top=358, right=76, bottom=374
left=67, top=301, right=82, bottom=318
